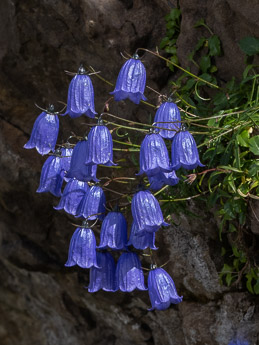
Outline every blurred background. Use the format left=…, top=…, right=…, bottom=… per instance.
left=0, top=0, right=258, bottom=344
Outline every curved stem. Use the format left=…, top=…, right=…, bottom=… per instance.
left=136, top=48, right=221, bottom=90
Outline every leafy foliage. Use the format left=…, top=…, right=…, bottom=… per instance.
left=160, top=13, right=259, bottom=293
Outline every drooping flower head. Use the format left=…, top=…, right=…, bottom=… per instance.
left=154, top=100, right=181, bottom=139
left=115, top=252, right=147, bottom=292
left=66, top=138, right=99, bottom=182
left=65, top=65, right=97, bottom=119
left=24, top=104, right=59, bottom=155
left=148, top=267, right=183, bottom=311
left=110, top=53, right=147, bottom=104
left=54, top=178, right=89, bottom=216
left=88, top=251, right=117, bottom=293
left=127, top=222, right=158, bottom=250
left=148, top=170, right=179, bottom=191
left=60, top=146, right=73, bottom=173
left=36, top=150, right=64, bottom=197
left=76, top=184, right=106, bottom=220
left=131, top=189, right=169, bottom=233
left=85, top=119, right=116, bottom=166
left=171, top=128, right=205, bottom=170
left=137, top=131, right=171, bottom=176
left=98, top=211, right=127, bottom=250
left=65, top=224, right=99, bottom=269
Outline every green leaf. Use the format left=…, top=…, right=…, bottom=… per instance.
left=194, top=37, right=206, bottom=52
left=239, top=36, right=259, bottom=56
left=165, top=46, right=177, bottom=55
left=226, top=273, right=233, bottom=286
left=194, top=18, right=205, bottom=28
left=246, top=273, right=254, bottom=294
left=243, top=64, right=256, bottom=79
left=160, top=37, right=170, bottom=49
left=228, top=223, right=237, bottom=233
left=213, top=92, right=227, bottom=106
left=221, top=263, right=233, bottom=274
left=248, top=136, right=259, bottom=155
left=199, top=56, right=211, bottom=73
left=208, top=35, right=221, bottom=56
left=237, top=129, right=250, bottom=147
left=221, top=247, right=226, bottom=256
left=210, top=65, right=218, bottom=73
left=248, top=161, right=259, bottom=177
left=218, top=165, right=243, bottom=173
left=254, top=278, right=259, bottom=294
left=232, top=246, right=240, bottom=258
left=166, top=8, right=181, bottom=21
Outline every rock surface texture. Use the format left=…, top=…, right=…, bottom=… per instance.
left=0, top=1, right=258, bottom=345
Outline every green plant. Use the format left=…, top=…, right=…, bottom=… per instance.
left=160, top=13, right=259, bottom=294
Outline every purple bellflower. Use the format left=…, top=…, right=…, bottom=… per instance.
left=137, top=132, right=171, bottom=176
left=54, top=178, right=89, bottom=215
left=85, top=120, right=116, bottom=166
left=65, top=65, right=97, bottom=119
left=88, top=251, right=117, bottom=293
left=76, top=184, right=106, bottom=220
left=115, top=252, right=147, bottom=292
left=171, top=129, right=204, bottom=170
left=148, top=170, right=179, bottom=191
left=148, top=267, right=183, bottom=311
left=127, top=222, right=158, bottom=250
left=65, top=225, right=99, bottom=269
left=154, top=100, right=181, bottom=139
left=24, top=105, right=59, bottom=155
left=36, top=151, right=64, bottom=197
left=110, top=54, right=147, bottom=104
left=98, top=211, right=127, bottom=250
left=66, top=139, right=99, bottom=182
left=131, top=190, right=169, bottom=233
left=60, top=147, right=73, bottom=183
left=60, top=147, right=73, bottom=173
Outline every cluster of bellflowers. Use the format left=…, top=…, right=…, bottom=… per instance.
left=24, top=53, right=205, bottom=311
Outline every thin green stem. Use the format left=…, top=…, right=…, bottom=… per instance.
left=198, top=121, right=251, bottom=148
left=113, top=139, right=141, bottom=148
left=136, top=48, right=221, bottom=90
left=113, top=148, right=140, bottom=152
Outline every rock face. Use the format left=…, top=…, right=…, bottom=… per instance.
left=0, top=1, right=258, bottom=345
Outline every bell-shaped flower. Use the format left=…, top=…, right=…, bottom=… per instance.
left=66, top=139, right=99, bottom=182
left=36, top=152, right=64, bottom=197
left=171, top=130, right=205, bottom=170
left=127, top=222, right=157, bottom=250
left=98, top=212, right=127, bottom=250
left=154, top=101, right=181, bottom=139
left=76, top=185, right=106, bottom=220
left=88, top=251, right=117, bottom=292
left=148, top=267, right=183, bottom=311
left=148, top=170, right=179, bottom=191
left=65, top=226, right=99, bottom=268
left=54, top=178, right=89, bottom=215
left=131, top=190, right=169, bottom=233
left=85, top=121, right=116, bottom=166
left=137, top=132, right=171, bottom=176
left=60, top=147, right=73, bottom=173
left=24, top=107, right=59, bottom=155
left=115, top=252, right=147, bottom=292
left=65, top=65, right=97, bottom=119
left=110, top=54, right=147, bottom=104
